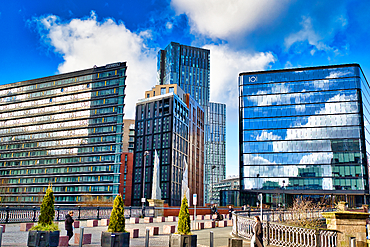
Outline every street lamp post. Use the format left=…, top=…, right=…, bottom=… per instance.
left=142, top=151, right=149, bottom=217
left=211, top=165, right=216, bottom=204
left=258, top=193, right=263, bottom=221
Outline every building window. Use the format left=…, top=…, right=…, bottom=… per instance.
left=161, top=88, right=166, bottom=95
left=169, top=87, right=174, bottom=93
left=147, top=93, right=150, bottom=98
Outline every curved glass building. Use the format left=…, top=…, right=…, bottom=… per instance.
left=239, top=64, right=369, bottom=207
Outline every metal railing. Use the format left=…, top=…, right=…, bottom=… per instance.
left=232, top=209, right=337, bottom=247
left=0, top=206, right=155, bottom=223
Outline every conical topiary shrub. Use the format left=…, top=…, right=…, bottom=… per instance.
left=177, top=196, right=191, bottom=235
left=30, top=185, right=59, bottom=231
left=108, top=194, right=126, bottom=232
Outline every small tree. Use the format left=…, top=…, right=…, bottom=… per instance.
left=177, top=196, right=191, bottom=235
left=108, top=195, right=126, bottom=232
left=289, top=197, right=322, bottom=229
left=31, top=185, right=59, bottom=231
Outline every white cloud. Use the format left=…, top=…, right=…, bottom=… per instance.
left=34, top=12, right=157, bottom=119
left=284, top=17, right=336, bottom=54
left=256, top=130, right=281, bottom=141
left=204, top=44, right=276, bottom=109
left=171, top=0, right=290, bottom=40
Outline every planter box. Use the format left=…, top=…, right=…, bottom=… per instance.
left=73, top=221, right=80, bottom=228
left=74, top=233, right=92, bottom=244
left=204, top=221, right=215, bottom=228
left=130, top=218, right=139, bottom=224
left=146, top=226, right=159, bottom=236
left=167, top=216, right=176, bottom=222
left=27, top=230, right=60, bottom=247
left=20, top=223, right=34, bottom=231
left=227, top=220, right=233, bottom=226
left=157, top=216, right=165, bottom=222
left=101, top=232, right=130, bottom=247
left=127, top=228, right=139, bottom=238
left=196, top=215, right=204, bottom=220
left=144, top=217, right=153, bottom=223
left=163, top=225, right=176, bottom=234
left=58, top=236, right=69, bottom=247
left=0, top=224, right=5, bottom=233
left=101, top=219, right=110, bottom=226
left=169, top=234, right=197, bottom=247
left=87, top=219, right=98, bottom=227
left=218, top=220, right=227, bottom=227
left=194, top=222, right=204, bottom=230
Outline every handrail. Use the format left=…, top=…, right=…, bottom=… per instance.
left=232, top=209, right=337, bottom=247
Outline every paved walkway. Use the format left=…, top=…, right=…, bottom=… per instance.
left=0, top=219, right=252, bottom=247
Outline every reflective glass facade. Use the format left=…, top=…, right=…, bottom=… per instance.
left=157, top=42, right=210, bottom=109
left=205, top=102, right=226, bottom=204
left=239, top=64, right=369, bottom=207
left=0, top=62, right=127, bottom=206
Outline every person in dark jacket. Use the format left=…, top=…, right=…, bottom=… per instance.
left=65, top=211, right=74, bottom=244
left=253, top=216, right=264, bottom=247
left=228, top=205, right=234, bottom=220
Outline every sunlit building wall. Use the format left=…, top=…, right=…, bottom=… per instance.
left=239, top=64, right=369, bottom=207
left=0, top=62, right=127, bottom=206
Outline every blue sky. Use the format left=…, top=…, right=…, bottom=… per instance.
left=1, top=0, right=370, bottom=176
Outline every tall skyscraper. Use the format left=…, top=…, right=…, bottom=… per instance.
left=0, top=62, right=127, bottom=206
left=132, top=84, right=204, bottom=206
left=239, top=64, right=369, bottom=207
left=157, top=42, right=226, bottom=204
left=157, top=42, right=210, bottom=110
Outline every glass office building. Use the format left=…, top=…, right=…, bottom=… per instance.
left=239, top=64, right=369, bottom=207
left=0, top=62, right=127, bottom=206
left=205, top=102, right=226, bottom=204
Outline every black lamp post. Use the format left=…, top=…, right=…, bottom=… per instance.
left=142, top=151, right=149, bottom=216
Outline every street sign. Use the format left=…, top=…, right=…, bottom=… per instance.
left=193, top=194, right=197, bottom=206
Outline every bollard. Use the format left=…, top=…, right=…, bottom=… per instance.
left=145, top=228, right=150, bottom=247
left=78, top=206, right=81, bottom=220
left=210, top=231, right=214, bottom=247
left=79, top=227, right=84, bottom=247
left=0, top=225, right=3, bottom=247
left=350, top=237, right=356, bottom=247
left=97, top=206, right=100, bottom=220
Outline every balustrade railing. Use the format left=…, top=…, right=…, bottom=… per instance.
left=232, top=209, right=337, bottom=247
left=0, top=206, right=154, bottom=223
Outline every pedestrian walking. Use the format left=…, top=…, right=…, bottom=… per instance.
left=252, top=215, right=263, bottom=247
left=65, top=211, right=74, bottom=245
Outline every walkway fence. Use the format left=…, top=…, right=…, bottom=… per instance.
left=0, top=206, right=155, bottom=223
left=232, top=209, right=338, bottom=247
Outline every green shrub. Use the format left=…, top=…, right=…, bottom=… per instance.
left=30, top=185, right=59, bottom=231
left=108, top=195, right=126, bottom=232
left=177, top=196, right=191, bottom=235
left=31, top=223, right=59, bottom=231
